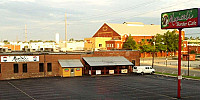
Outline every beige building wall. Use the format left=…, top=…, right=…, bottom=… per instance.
left=84, top=37, right=112, bottom=51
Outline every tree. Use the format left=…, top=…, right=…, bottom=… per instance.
left=190, top=36, right=195, bottom=40
left=29, top=40, right=33, bottom=42
left=153, top=34, right=167, bottom=52
left=163, top=30, right=179, bottom=56
left=185, top=37, right=189, bottom=40
left=123, top=35, right=138, bottom=50
left=69, top=38, right=74, bottom=41
left=140, top=40, right=154, bottom=53
left=38, top=40, right=43, bottom=42
left=3, top=40, right=10, bottom=44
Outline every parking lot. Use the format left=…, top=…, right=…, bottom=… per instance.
left=0, top=75, right=200, bottom=100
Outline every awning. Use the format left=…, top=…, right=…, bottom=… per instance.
left=58, top=59, right=84, bottom=68
left=82, top=56, right=134, bottom=66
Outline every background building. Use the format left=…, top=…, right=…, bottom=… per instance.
left=85, top=22, right=170, bottom=51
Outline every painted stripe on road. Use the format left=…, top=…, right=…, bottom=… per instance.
left=8, top=82, right=36, bottom=100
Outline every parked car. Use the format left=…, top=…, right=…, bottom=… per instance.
left=132, top=66, right=155, bottom=75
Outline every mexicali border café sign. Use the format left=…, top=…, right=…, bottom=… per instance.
left=161, top=8, right=200, bottom=29
left=1, top=56, right=39, bottom=62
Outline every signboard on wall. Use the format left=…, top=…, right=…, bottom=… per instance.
left=1, top=56, right=39, bottom=62
left=121, top=69, right=128, bottom=73
left=96, top=70, right=101, bottom=75
left=161, top=8, right=200, bottom=29
left=109, top=70, right=114, bottom=74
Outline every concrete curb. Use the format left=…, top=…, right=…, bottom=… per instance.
left=154, top=73, right=200, bottom=81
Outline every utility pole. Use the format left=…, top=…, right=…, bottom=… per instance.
left=25, top=24, right=27, bottom=42
left=65, top=13, right=67, bottom=48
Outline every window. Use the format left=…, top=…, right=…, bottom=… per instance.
left=99, top=44, right=102, bottom=47
left=132, top=60, right=135, bottom=66
left=107, top=44, right=109, bottom=47
left=142, top=39, right=145, bottom=42
left=71, top=68, right=74, bottom=73
left=23, top=63, right=27, bottom=73
left=134, top=67, right=137, bottom=69
left=117, top=43, right=119, bottom=48
left=0, top=64, right=1, bottom=73
left=39, top=63, right=44, bottom=72
left=47, top=63, right=52, bottom=72
left=14, top=64, right=18, bottom=73
left=147, top=39, right=149, bottom=42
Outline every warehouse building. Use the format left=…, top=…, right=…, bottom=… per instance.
left=0, top=50, right=140, bottom=80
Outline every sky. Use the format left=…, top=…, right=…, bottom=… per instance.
left=1, top=0, right=200, bottom=42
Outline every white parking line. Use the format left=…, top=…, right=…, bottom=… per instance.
left=8, top=82, right=36, bottom=100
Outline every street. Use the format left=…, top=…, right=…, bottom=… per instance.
left=141, top=57, right=200, bottom=77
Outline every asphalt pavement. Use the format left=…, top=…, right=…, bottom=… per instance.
left=0, top=75, right=200, bottom=100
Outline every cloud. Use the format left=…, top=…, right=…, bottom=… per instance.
left=1, top=0, right=200, bottom=41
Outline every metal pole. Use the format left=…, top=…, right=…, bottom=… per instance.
left=188, top=44, right=189, bottom=76
left=177, top=28, right=182, bottom=99
left=166, top=42, right=168, bottom=67
left=166, top=50, right=167, bottom=67
left=152, top=37, right=155, bottom=68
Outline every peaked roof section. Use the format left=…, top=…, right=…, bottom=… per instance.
left=106, top=22, right=170, bottom=36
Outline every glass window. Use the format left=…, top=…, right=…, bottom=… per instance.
left=99, top=44, right=102, bottom=47
left=39, top=63, right=44, bottom=72
left=71, top=68, right=74, bottom=73
left=23, top=63, right=27, bottom=73
left=47, top=63, right=52, bottom=72
left=14, top=64, right=18, bottom=73
left=142, top=39, right=145, bottom=42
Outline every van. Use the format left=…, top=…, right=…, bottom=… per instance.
left=132, top=66, right=155, bottom=74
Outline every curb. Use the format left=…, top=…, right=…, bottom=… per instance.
left=154, top=73, right=200, bottom=81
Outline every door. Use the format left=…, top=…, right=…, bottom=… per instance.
left=70, top=68, right=75, bottom=76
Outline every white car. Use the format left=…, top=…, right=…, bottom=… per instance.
left=132, top=66, right=155, bottom=74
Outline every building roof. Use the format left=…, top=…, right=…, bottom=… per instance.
left=106, top=22, right=170, bottom=36
left=82, top=56, right=133, bottom=66
left=58, top=59, right=84, bottom=68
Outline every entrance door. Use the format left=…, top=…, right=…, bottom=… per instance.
left=70, top=68, right=75, bottom=76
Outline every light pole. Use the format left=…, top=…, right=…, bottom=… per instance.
left=152, top=36, right=155, bottom=68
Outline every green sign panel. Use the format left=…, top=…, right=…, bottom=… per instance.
left=161, top=8, right=200, bottom=29
left=64, top=68, right=69, bottom=72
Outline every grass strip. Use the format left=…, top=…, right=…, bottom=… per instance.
left=155, top=72, right=200, bottom=80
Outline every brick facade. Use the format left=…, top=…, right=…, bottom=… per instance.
left=0, top=51, right=140, bottom=80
